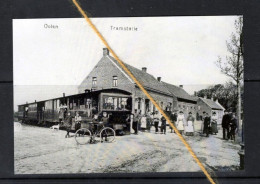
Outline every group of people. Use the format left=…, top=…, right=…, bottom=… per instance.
left=131, top=109, right=167, bottom=135
left=199, top=111, right=219, bottom=137
left=61, top=111, right=82, bottom=138
left=131, top=109, right=196, bottom=136
left=131, top=109, right=238, bottom=141
left=222, top=110, right=238, bottom=141
left=60, top=107, right=238, bottom=141
left=61, top=111, right=110, bottom=139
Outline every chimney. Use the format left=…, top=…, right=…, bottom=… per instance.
left=142, top=67, right=147, bottom=73
left=35, top=100, right=36, bottom=103
left=103, top=48, right=109, bottom=56
left=63, top=93, right=65, bottom=97
left=194, top=92, right=197, bottom=96
left=157, top=77, right=161, bottom=82
left=179, top=85, right=183, bottom=88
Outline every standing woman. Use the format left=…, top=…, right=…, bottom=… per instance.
left=153, top=111, right=160, bottom=134
left=176, top=111, right=185, bottom=135
left=146, top=113, right=152, bottom=132
left=211, top=112, right=218, bottom=135
left=201, top=112, right=206, bottom=134
left=140, top=114, right=147, bottom=131
left=186, top=112, right=195, bottom=136
left=64, top=112, right=72, bottom=138
left=75, top=112, right=82, bottom=132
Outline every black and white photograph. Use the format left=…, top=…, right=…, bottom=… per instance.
left=13, top=16, right=244, bottom=174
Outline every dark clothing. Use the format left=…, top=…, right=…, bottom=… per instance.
left=101, top=116, right=109, bottom=126
left=223, top=128, right=230, bottom=140
left=161, top=116, right=167, bottom=134
left=169, top=113, right=177, bottom=132
left=222, top=114, right=231, bottom=128
left=92, top=119, right=100, bottom=134
left=133, top=113, right=141, bottom=134
left=204, top=116, right=211, bottom=137
left=211, top=118, right=218, bottom=134
left=64, top=116, right=72, bottom=131
left=229, top=118, right=238, bottom=140
left=222, top=114, right=231, bottom=139
left=170, top=113, right=177, bottom=122
left=64, top=115, right=72, bottom=138
left=154, top=121, right=159, bottom=133
left=75, top=122, right=81, bottom=132
left=146, top=116, right=152, bottom=132
left=133, top=121, right=138, bottom=134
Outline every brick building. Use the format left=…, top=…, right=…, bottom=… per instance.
left=197, top=97, right=225, bottom=124
left=78, top=48, right=197, bottom=116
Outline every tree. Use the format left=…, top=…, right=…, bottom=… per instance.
left=194, top=82, right=240, bottom=112
left=216, top=16, right=243, bottom=131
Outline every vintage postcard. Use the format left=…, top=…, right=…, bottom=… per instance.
left=13, top=16, right=244, bottom=174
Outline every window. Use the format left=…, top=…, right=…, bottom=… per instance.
left=167, top=102, right=172, bottom=111
left=103, top=96, right=131, bottom=111
left=113, top=76, right=118, bottom=87
left=92, top=77, right=97, bottom=87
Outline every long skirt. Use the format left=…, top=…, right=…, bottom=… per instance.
left=140, top=117, right=147, bottom=129
left=177, top=121, right=184, bottom=131
left=185, top=121, right=194, bottom=133
left=211, top=122, right=218, bottom=134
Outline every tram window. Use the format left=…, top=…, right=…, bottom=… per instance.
left=113, top=76, right=118, bottom=87
left=103, top=96, right=130, bottom=111
left=118, top=97, right=128, bottom=110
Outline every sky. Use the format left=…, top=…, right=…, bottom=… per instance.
left=13, top=16, right=238, bottom=110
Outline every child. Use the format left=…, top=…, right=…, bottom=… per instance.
left=160, top=116, right=167, bottom=134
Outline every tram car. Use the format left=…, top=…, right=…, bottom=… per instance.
left=18, top=89, right=132, bottom=134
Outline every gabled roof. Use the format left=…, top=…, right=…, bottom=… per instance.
left=199, top=97, right=223, bottom=110
left=107, top=55, right=172, bottom=96
left=162, top=82, right=197, bottom=102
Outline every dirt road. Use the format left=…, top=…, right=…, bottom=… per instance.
left=14, top=123, right=240, bottom=174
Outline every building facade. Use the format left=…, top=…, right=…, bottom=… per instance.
left=78, top=48, right=198, bottom=116
left=197, top=97, right=225, bottom=124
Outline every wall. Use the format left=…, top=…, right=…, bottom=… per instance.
left=197, top=99, right=212, bottom=119
left=78, top=56, right=135, bottom=94
left=176, top=101, right=197, bottom=118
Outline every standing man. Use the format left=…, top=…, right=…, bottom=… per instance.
left=222, top=110, right=231, bottom=140
left=132, top=109, right=140, bottom=135
left=201, top=112, right=206, bottom=134
left=153, top=111, right=160, bottom=134
left=170, top=110, right=178, bottom=133
left=204, top=113, right=211, bottom=137
left=229, top=112, right=238, bottom=141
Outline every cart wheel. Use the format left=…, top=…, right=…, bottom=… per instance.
left=75, top=128, right=92, bottom=145
left=100, top=127, right=115, bottom=143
